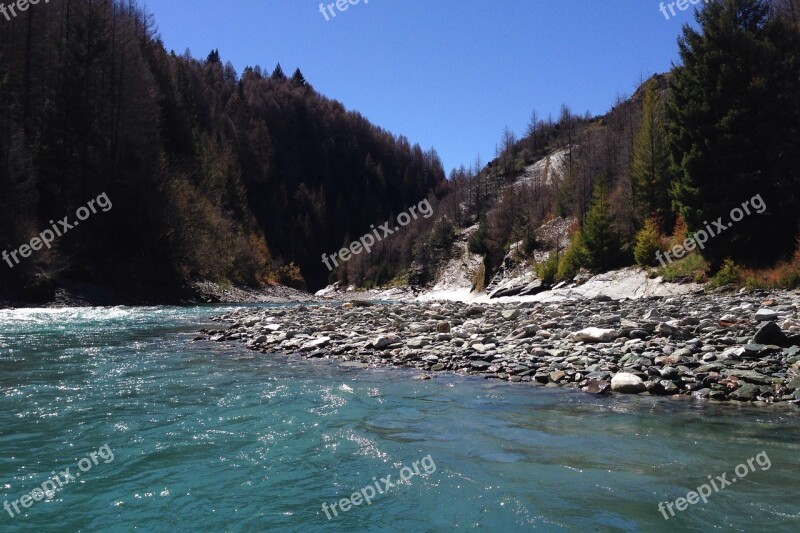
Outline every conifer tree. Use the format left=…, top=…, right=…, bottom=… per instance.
left=631, top=78, right=671, bottom=226
left=582, top=178, right=618, bottom=271
left=271, top=63, right=286, bottom=80
left=668, top=0, right=800, bottom=266
left=291, top=68, right=308, bottom=87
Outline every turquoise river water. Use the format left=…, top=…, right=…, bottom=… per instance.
left=0, top=305, right=798, bottom=532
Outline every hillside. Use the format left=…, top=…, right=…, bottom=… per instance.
left=0, top=0, right=444, bottom=303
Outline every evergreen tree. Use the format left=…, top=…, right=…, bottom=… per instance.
left=206, top=49, right=221, bottom=64
left=631, top=78, right=671, bottom=226
left=291, top=68, right=308, bottom=87
left=668, top=0, right=800, bottom=266
left=582, top=179, right=618, bottom=271
left=271, top=63, right=286, bottom=80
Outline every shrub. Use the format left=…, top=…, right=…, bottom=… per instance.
left=431, top=217, right=456, bottom=249
left=657, top=253, right=708, bottom=283
left=276, top=262, right=306, bottom=290
left=557, top=231, right=591, bottom=281
left=671, top=216, right=689, bottom=248
left=708, top=258, right=741, bottom=289
left=535, top=253, right=559, bottom=285
left=634, top=218, right=667, bottom=266
left=468, top=219, right=489, bottom=255
left=522, top=229, right=539, bottom=255
left=741, top=239, right=800, bottom=289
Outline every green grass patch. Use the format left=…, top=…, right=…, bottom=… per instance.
left=655, top=252, right=709, bottom=283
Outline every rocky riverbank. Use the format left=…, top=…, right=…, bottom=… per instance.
left=199, top=290, right=800, bottom=405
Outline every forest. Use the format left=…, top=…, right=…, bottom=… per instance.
left=0, top=0, right=444, bottom=301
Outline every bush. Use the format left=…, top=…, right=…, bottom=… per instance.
left=657, top=253, right=708, bottom=283
left=522, top=229, right=539, bottom=255
left=708, top=258, right=741, bottom=289
left=671, top=216, right=689, bottom=248
left=276, top=262, right=306, bottom=290
left=634, top=218, right=667, bottom=266
left=741, top=240, right=800, bottom=289
left=535, top=253, right=559, bottom=285
left=431, top=217, right=456, bottom=249
left=468, top=220, right=489, bottom=255
left=557, top=231, right=591, bottom=281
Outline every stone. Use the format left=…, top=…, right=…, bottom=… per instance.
left=660, top=380, right=680, bottom=394
left=724, top=369, right=773, bottom=385
left=372, top=335, right=401, bottom=349
left=660, top=366, right=680, bottom=380
left=501, top=309, right=521, bottom=321
left=407, top=338, right=429, bottom=349
left=583, top=379, right=611, bottom=394
left=753, top=322, right=789, bottom=347
left=642, top=309, right=667, bottom=322
left=571, top=327, right=617, bottom=343
left=611, top=372, right=646, bottom=393
left=730, top=383, right=760, bottom=401
left=786, top=376, right=800, bottom=391
left=722, top=346, right=748, bottom=361
left=339, top=362, right=369, bottom=369
left=692, top=388, right=712, bottom=399
left=300, top=336, right=330, bottom=351
left=755, top=309, right=780, bottom=322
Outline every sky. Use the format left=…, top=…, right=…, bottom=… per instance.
left=144, top=0, right=700, bottom=173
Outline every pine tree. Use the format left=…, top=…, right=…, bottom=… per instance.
left=668, top=0, right=800, bottom=266
left=291, top=68, right=308, bottom=87
left=206, top=49, right=221, bottom=64
left=271, top=63, right=286, bottom=80
left=631, top=78, right=671, bottom=226
left=582, top=179, right=618, bottom=271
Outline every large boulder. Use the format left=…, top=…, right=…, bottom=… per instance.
left=611, top=373, right=646, bottom=394
left=753, top=322, right=789, bottom=347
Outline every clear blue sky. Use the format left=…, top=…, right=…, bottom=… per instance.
left=144, top=0, right=698, bottom=173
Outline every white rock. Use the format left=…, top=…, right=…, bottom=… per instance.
left=372, top=335, right=401, bottom=349
left=755, top=308, right=780, bottom=321
left=570, top=327, right=617, bottom=343
left=611, top=373, right=646, bottom=393
left=300, top=336, right=330, bottom=351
